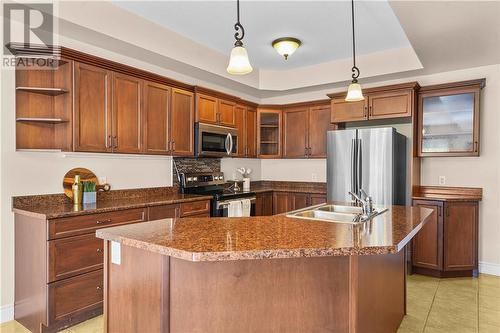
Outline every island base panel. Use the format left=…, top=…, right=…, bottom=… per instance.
left=104, top=243, right=405, bottom=333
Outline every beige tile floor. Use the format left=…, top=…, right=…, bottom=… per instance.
left=1, top=274, right=499, bottom=333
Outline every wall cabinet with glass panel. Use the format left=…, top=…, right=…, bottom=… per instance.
left=418, top=79, right=485, bottom=157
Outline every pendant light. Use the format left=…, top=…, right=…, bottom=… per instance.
left=345, top=0, right=364, bottom=102
left=227, top=0, right=253, bottom=75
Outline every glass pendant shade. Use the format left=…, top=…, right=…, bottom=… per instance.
left=227, top=46, right=253, bottom=75
left=345, top=82, right=365, bottom=102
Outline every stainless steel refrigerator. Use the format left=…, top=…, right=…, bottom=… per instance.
left=327, top=127, right=407, bottom=206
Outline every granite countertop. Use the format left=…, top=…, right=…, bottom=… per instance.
left=12, top=192, right=212, bottom=219
left=96, top=203, right=432, bottom=262
left=12, top=181, right=326, bottom=220
left=412, top=186, right=482, bottom=202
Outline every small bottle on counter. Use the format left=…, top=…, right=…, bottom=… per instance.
left=72, top=175, right=83, bottom=205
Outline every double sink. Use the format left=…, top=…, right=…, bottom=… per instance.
left=286, top=203, right=388, bottom=224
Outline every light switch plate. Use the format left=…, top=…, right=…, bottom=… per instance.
left=438, top=176, right=446, bottom=185
left=111, top=241, right=121, bottom=265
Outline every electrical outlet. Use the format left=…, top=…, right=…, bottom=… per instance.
left=98, top=176, right=107, bottom=184
left=438, top=176, right=446, bottom=185
left=312, top=173, right=318, bottom=181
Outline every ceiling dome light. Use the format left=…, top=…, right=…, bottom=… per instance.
left=345, top=0, right=365, bottom=102
left=272, top=37, right=301, bottom=60
left=227, top=0, right=253, bottom=75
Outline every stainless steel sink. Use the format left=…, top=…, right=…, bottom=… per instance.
left=286, top=204, right=388, bottom=225
left=316, top=204, right=363, bottom=214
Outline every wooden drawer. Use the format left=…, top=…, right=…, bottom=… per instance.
left=48, top=208, right=147, bottom=240
left=186, top=212, right=210, bottom=218
left=148, top=204, right=180, bottom=220
left=48, top=234, right=103, bottom=283
left=48, top=269, right=103, bottom=325
left=180, top=200, right=210, bottom=217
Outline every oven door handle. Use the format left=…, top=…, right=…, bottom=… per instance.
left=216, top=197, right=256, bottom=209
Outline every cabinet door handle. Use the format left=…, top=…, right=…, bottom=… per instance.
left=474, top=141, right=478, bottom=152
left=96, top=286, right=102, bottom=291
left=363, top=106, right=368, bottom=118
left=112, top=136, right=118, bottom=149
left=172, top=140, right=176, bottom=152
left=369, top=106, right=372, bottom=116
left=96, top=248, right=102, bottom=253
left=96, top=219, right=111, bottom=225
left=437, top=206, right=442, bottom=217
left=106, top=135, right=111, bottom=149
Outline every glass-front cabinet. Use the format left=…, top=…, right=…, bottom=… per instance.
left=418, top=80, right=484, bottom=157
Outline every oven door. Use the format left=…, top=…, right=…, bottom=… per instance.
left=196, top=123, right=238, bottom=157
left=214, top=197, right=256, bottom=217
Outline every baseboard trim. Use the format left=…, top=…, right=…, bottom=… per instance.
left=479, top=261, right=500, bottom=276
left=0, top=303, right=14, bottom=323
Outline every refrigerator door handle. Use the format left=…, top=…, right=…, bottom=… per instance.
left=351, top=139, right=356, bottom=195
left=357, top=139, right=362, bottom=194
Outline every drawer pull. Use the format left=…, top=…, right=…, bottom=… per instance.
left=96, top=219, right=111, bottom=225
left=96, top=286, right=102, bottom=291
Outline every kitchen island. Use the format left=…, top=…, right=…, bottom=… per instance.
left=97, top=204, right=432, bottom=333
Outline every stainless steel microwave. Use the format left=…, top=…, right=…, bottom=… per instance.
left=195, top=123, right=238, bottom=157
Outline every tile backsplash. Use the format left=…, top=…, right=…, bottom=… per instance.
left=173, top=157, right=221, bottom=186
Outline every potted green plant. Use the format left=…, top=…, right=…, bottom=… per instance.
left=82, top=181, right=97, bottom=204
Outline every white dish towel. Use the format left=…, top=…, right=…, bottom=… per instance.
left=241, top=199, right=251, bottom=217
left=228, top=200, right=243, bottom=217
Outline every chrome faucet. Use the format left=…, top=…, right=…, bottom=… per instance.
left=348, top=189, right=375, bottom=218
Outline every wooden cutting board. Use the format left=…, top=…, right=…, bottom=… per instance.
left=63, top=168, right=110, bottom=199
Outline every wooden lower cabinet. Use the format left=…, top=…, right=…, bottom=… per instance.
left=412, top=199, right=478, bottom=277
left=255, top=192, right=273, bottom=216
left=48, top=269, right=103, bottom=326
left=310, top=193, right=327, bottom=206
left=271, top=192, right=327, bottom=215
left=15, top=199, right=210, bottom=332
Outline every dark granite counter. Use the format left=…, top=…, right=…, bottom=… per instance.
left=12, top=187, right=211, bottom=219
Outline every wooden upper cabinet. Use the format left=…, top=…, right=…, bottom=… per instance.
left=329, top=82, right=419, bottom=123
left=196, top=93, right=218, bottom=124
left=218, top=99, right=236, bottom=127
left=246, top=108, right=257, bottom=157
left=283, top=107, right=309, bottom=158
left=74, top=62, right=112, bottom=152
left=418, top=79, right=484, bottom=157
left=171, top=88, right=195, bottom=156
left=112, top=73, right=143, bottom=153
left=143, top=81, right=170, bottom=154
left=412, top=200, right=443, bottom=270
left=331, top=97, right=367, bottom=123
left=234, top=105, right=246, bottom=157
left=369, top=89, right=413, bottom=120
left=443, top=201, right=478, bottom=271
left=257, top=108, right=282, bottom=158
left=308, top=104, right=333, bottom=158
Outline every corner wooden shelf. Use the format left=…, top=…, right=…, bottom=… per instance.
left=16, top=87, right=68, bottom=96
left=16, top=117, right=69, bottom=124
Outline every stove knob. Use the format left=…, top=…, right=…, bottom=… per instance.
left=215, top=176, right=221, bottom=180
left=187, top=177, right=193, bottom=182
left=193, top=177, right=198, bottom=181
